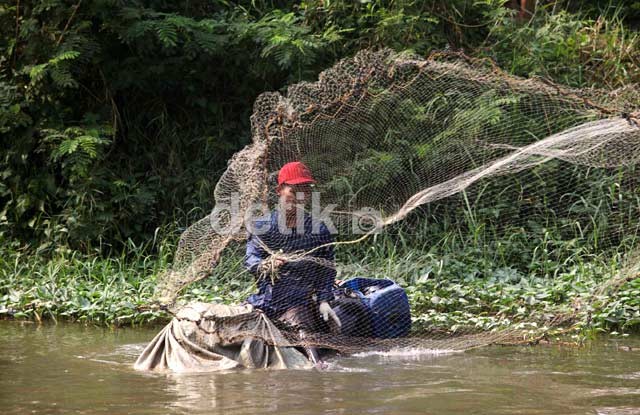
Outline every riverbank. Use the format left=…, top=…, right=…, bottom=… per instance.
left=2, top=233, right=638, bottom=337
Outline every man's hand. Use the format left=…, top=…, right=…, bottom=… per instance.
left=319, top=301, right=341, bottom=330
left=258, top=256, right=286, bottom=275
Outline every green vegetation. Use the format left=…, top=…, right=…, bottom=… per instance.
left=2, top=222, right=639, bottom=334
left=333, top=163, right=640, bottom=335
left=3, top=161, right=640, bottom=334
left=0, top=231, right=255, bottom=325
left=2, top=0, right=639, bottom=250
left=2, top=1, right=640, bottom=334
left=345, top=224, right=640, bottom=335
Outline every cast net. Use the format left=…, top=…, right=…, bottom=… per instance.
left=154, top=49, right=640, bottom=354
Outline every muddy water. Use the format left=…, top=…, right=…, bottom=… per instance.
left=1, top=321, right=639, bottom=414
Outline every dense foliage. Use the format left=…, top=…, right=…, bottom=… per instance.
left=1, top=0, right=640, bottom=333
left=2, top=0, right=639, bottom=252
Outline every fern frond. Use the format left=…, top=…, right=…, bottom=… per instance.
left=124, top=21, right=153, bottom=42
left=156, top=21, right=178, bottom=48
left=50, top=50, right=81, bottom=64
left=194, top=32, right=224, bottom=54
left=54, top=138, right=80, bottom=160
left=50, top=65, right=79, bottom=88
left=28, top=64, right=48, bottom=83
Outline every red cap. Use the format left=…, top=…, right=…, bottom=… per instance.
left=278, top=161, right=316, bottom=186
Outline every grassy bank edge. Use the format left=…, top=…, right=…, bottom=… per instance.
left=1, top=239, right=638, bottom=340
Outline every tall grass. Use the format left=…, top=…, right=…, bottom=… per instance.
left=330, top=165, right=640, bottom=334
left=484, top=3, right=640, bottom=88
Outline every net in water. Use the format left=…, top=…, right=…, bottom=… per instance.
left=148, top=49, right=640, bottom=365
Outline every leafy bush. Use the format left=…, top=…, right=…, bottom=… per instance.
left=2, top=1, right=637, bottom=252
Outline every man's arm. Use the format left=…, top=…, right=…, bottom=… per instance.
left=314, top=228, right=340, bottom=329
left=244, top=233, right=269, bottom=275
left=313, top=227, right=337, bottom=303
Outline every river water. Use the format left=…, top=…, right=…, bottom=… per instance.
left=1, top=321, right=639, bottom=414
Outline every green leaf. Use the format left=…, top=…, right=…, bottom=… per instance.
left=156, top=22, right=178, bottom=48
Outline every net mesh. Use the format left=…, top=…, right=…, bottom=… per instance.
left=154, top=49, right=640, bottom=353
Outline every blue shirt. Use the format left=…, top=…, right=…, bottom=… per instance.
left=244, top=210, right=336, bottom=318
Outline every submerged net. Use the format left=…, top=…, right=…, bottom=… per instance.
left=154, top=49, right=640, bottom=355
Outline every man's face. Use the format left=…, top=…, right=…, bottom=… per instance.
left=277, top=183, right=313, bottom=212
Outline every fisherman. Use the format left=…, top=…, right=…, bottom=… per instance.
left=244, top=161, right=342, bottom=345
left=136, top=161, right=411, bottom=373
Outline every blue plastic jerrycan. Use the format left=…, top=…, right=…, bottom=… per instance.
left=338, top=278, right=411, bottom=338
